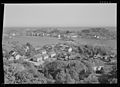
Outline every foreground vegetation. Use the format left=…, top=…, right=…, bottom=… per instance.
left=3, top=41, right=117, bottom=84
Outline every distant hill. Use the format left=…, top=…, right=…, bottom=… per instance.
left=80, top=28, right=116, bottom=40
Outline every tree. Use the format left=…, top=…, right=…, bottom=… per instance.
left=21, top=42, right=36, bottom=57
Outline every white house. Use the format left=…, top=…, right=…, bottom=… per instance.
left=15, top=54, right=21, bottom=60
left=49, top=52, right=56, bottom=58
left=41, top=50, right=47, bottom=54
left=68, top=47, right=72, bottom=52
left=42, top=54, right=49, bottom=60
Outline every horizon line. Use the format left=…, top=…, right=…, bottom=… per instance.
left=3, top=26, right=116, bottom=28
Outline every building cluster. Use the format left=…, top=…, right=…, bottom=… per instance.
left=25, top=29, right=78, bottom=41
left=26, top=28, right=115, bottom=41
left=3, top=40, right=116, bottom=70
left=3, top=42, right=77, bottom=66
left=93, top=53, right=116, bottom=63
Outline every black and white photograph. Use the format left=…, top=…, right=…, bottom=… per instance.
left=2, top=3, right=117, bottom=84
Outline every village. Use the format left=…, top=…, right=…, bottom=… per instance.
left=2, top=27, right=117, bottom=84
left=3, top=3, right=117, bottom=84
left=25, top=28, right=79, bottom=42
left=3, top=37, right=116, bottom=72
left=25, top=28, right=116, bottom=41
left=2, top=28, right=117, bottom=84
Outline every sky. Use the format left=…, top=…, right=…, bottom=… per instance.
left=4, top=3, right=117, bottom=27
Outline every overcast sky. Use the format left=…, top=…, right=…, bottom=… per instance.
left=4, top=4, right=116, bottom=27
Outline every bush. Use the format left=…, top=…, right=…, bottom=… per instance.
left=55, top=69, right=66, bottom=83
left=2, top=48, right=9, bottom=59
